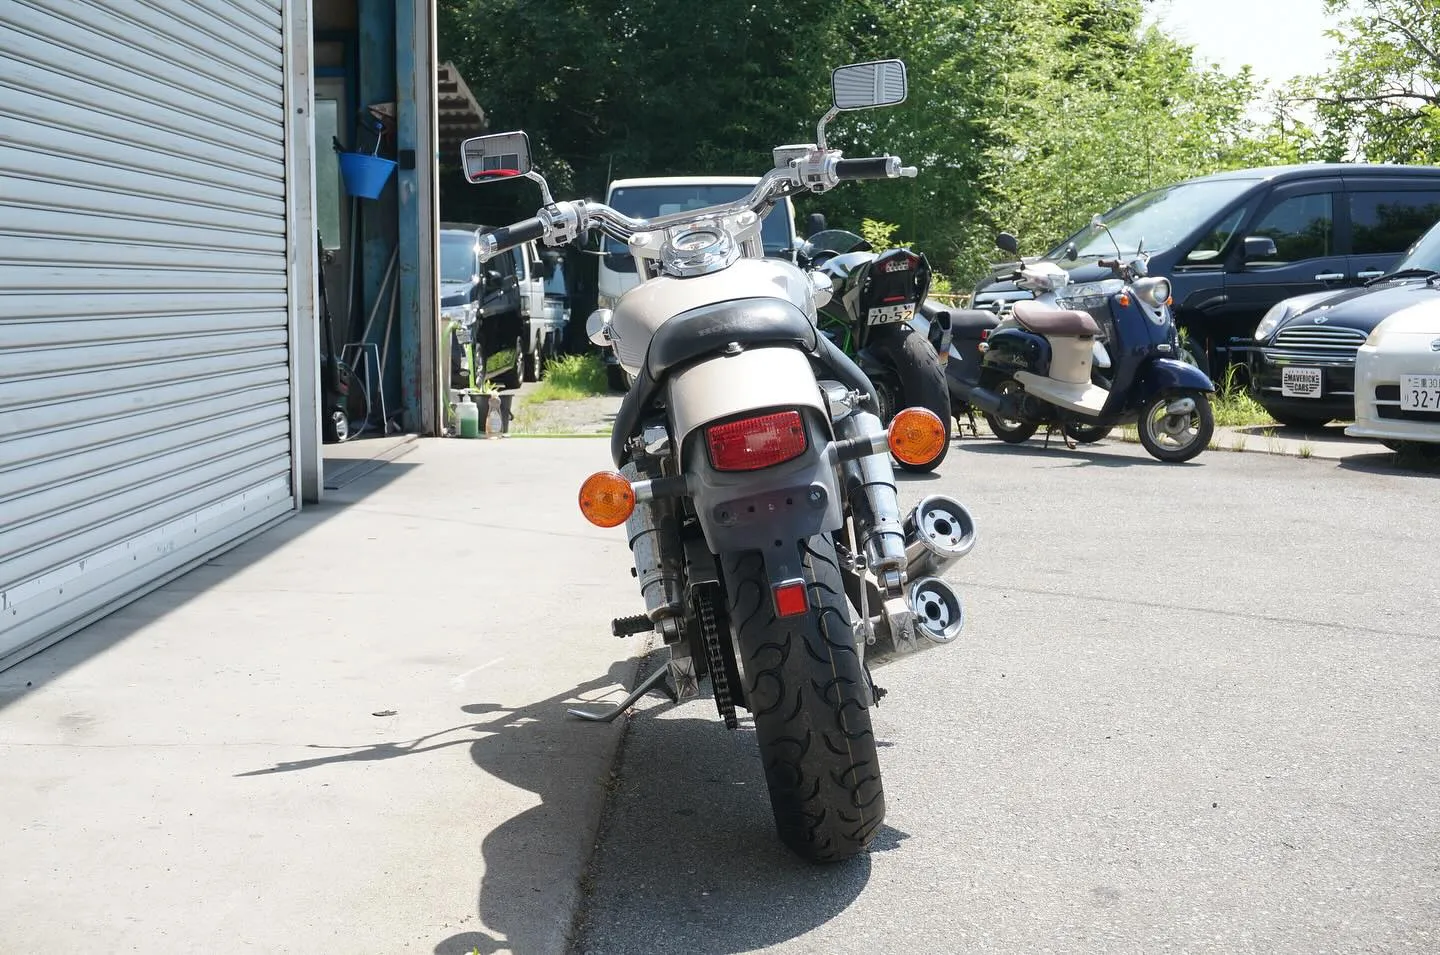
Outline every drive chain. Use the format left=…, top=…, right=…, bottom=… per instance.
left=697, top=589, right=737, bottom=729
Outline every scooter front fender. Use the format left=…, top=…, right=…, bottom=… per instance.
left=1135, top=357, right=1215, bottom=403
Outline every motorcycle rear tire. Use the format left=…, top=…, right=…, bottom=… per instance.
left=723, top=535, right=884, bottom=863
left=869, top=326, right=952, bottom=472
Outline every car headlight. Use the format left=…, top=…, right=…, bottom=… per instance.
left=1364, top=325, right=1384, bottom=347
left=1253, top=302, right=1290, bottom=342
left=1134, top=277, right=1171, bottom=308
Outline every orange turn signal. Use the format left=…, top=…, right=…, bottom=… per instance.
left=578, top=470, right=636, bottom=528
left=888, top=407, right=947, bottom=467
left=1118, top=293, right=1132, bottom=307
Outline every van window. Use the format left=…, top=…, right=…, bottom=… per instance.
left=1181, top=205, right=1250, bottom=264
left=1249, top=193, right=1333, bottom=264
left=1048, top=178, right=1259, bottom=259
left=1350, top=191, right=1440, bottom=255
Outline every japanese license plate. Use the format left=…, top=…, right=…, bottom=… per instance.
left=867, top=303, right=914, bottom=325
left=1400, top=374, right=1440, bottom=411
left=1281, top=366, right=1322, bottom=398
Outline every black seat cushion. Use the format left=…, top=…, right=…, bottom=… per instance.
left=645, top=297, right=818, bottom=379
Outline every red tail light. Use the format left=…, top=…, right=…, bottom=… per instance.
left=706, top=410, right=808, bottom=472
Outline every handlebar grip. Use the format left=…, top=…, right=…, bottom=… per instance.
left=486, top=217, right=546, bottom=253
left=835, top=157, right=899, bottom=180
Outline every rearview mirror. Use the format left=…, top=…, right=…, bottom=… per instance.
left=460, top=131, right=532, bottom=183
left=1243, top=236, right=1278, bottom=260
left=996, top=232, right=1019, bottom=256
left=831, top=59, right=908, bottom=111
left=586, top=308, right=614, bottom=347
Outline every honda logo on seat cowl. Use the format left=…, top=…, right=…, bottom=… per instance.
left=1431, top=338, right=1440, bottom=352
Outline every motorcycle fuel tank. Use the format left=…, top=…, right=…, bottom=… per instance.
left=608, top=257, right=818, bottom=373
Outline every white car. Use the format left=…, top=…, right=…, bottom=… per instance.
left=1347, top=297, right=1440, bottom=450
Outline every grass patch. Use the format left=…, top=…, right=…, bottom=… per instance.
left=1211, top=364, right=1275, bottom=428
left=1297, top=440, right=1316, bottom=459
left=525, top=353, right=609, bottom=403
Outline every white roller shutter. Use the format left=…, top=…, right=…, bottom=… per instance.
left=1, top=0, right=301, bottom=666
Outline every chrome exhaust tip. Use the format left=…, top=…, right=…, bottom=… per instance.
left=858, top=575, right=966, bottom=671
left=904, top=494, right=977, bottom=579
left=909, top=575, right=965, bottom=643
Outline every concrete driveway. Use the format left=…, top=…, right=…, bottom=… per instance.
left=4, top=433, right=1436, bottom=954
left=0, top=436, right=645, bottom=955
left=575, top=437, right=1440, bottom=954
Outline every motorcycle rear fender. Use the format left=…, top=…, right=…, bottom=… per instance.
left=1134, top=357, right=1215, bottom=402
left=668, top=347, right=844, bottom=556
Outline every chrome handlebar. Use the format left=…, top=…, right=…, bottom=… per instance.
left=476, top=148, right=916, bottom=262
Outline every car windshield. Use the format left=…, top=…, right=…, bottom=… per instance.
left=1046, top=178, right=1260, bottom=259
left=603, top=183, right=793, bottom=260
left=1395, top=219, right=1440, bottom=272
left=440, top=233, right=478, bottom=284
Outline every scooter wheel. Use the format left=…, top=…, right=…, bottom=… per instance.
left=983, top=378, right=1037, bottom=444
left=1138, top=390, right=1214, bottom=463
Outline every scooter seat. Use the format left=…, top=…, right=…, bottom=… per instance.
left=1012, top=300, right=1099, bottom=337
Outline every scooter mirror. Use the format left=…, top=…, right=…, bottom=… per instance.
left=995, top=232, right=1019, bottom=256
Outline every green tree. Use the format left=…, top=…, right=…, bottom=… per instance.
left=1293, top=0, right=1440, bottom=163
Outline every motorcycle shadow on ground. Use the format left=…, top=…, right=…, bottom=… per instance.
left=562, top=658, right=906, bottom=955
left=440, top=655, right=901, bottom=955
left=237, top=657, right=894, bottom=955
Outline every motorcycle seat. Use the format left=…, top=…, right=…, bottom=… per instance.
left=1011, top=300, right=1099, bottom=338
left=644, top=296, right=818, bottom=378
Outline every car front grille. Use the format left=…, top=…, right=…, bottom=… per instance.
left=1265, top=325, right=1368, bottom=364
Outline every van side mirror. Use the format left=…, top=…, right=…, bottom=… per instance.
left=539, top=249, right=561, bottom=280
left=1243, top=236, right=1278, bottom=260
left=484, top=269, right=503, bottom=289
left=805, top=212, right=828, bottom=239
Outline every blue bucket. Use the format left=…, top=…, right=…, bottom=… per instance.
left=338, top=151, right=397, bottom=199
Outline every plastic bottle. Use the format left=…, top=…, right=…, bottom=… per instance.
left=484, top=392, right=504, bottom=438
left=457, top=394, right=480, bottom=438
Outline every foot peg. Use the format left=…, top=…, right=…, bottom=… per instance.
left=611, top=613, right=654, bottom=637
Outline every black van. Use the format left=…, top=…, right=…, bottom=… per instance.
left=971, top=163, right=1440, bottom=375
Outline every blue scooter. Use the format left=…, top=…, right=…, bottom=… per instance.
left=953, top=226, right=1217, bottom=463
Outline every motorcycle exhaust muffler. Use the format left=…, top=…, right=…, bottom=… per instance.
left=620, top=461, right=686, bottom=642
left=861, top=575, right=966, bottom=670
left=904, top=494, right=977, bottom=580
left=847, top=494, right=976, bottom=671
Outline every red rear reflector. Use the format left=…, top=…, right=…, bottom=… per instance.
left=706, top=411, right=807, bottom=472
left=773, top=581, right=808, bottom=617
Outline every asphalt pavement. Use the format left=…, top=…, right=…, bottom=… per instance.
left=573, top=436, right=1440, bottom=954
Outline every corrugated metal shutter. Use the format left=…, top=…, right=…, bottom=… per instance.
left=0, top=0, right=297, bottom=666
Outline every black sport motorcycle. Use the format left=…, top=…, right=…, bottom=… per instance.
left=799, top=226, right=954, bottom=472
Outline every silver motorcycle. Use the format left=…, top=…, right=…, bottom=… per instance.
left=461, top=60, right=978, bottom=863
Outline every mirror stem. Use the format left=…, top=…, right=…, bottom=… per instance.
left=815, top=106, right=838, bottom=152
left=525, top=170, right=555, bottom=206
